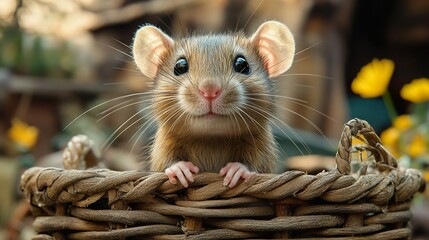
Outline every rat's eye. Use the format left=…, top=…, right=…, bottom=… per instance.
left=234, top=55, right=250, bottom=75
left=174, top=57, right=189, bottom=76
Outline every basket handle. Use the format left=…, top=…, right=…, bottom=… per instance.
left=335, top=118, right=398, bottom=175
left=63, top=135, right=100, bottom=170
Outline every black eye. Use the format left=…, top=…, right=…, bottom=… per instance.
left=174, top=57, right=189, bottom=76
left=234, top=55, right=250, bottom=75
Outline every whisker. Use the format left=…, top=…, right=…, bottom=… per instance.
left=294, top=41, right=322, bottom=56
left=103, top=81, right=140, bottom=86
left=97, top=98, right=151, bottom=122
left=245, top=95, right=336, bottom=152
left=234, top=106, right=257, bottom=146
left=129, top=112, right=158, bottom=142
left=293, top=55, right=311, bottom=64
left=229, top=108, right=241, bottom=134
left=270, top=81, right=315, bottom=89
left=97, top=96, right=147, bottom=116
left=166, top=108, right=188, bottom=136
left=112, top=66, right=142, bottom=73
left=234, top=7, right=243, bottom=33
left=130, top=118, right=157, bottom=152
left=128, top=108, right=160, bottom=144
left=156, top=15, right=174, bottom=35
left=267, top=40, right=326, bottom=72
left=112, top=38, right=132, bottom=50
left=104, top=95, right=182, bottom=149
left=275, top=104, right=335, bottom=150
left=158, top=76, right=184, bottom=87
left=172, top=0, right=187, bottom=37
left=278, top=73, right=334, bottom=80
left=235, top=104, right=284, bottom=158
left=243, top=0, right=264, bottom=30
left=102, top=106, right=152, bottom=150
left=247, top=93, right=308, bottom=104
left=113, top=56, right=134, bottom=65
left=104, top=114, right=147, bottom=151
left=242, top=102, right=311, bottom=155
left=281, top=101, right=336, bottom=123
left=236, top=107, right=265, bottom=136
left=104, top=97, right=176, bottom=151
left=129, top=117, right=155, bottom=144
left=104, top=44, right=134, bottom=59
left=281, top=107, right=325, bottom=136
left=246, top=96, right=335, bottom=123
left=63, top=92, right=153, bottom=130
left=155, top=61, right=188, bottom=87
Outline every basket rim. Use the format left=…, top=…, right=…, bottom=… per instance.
left=20, top=165, right=425, bottom=209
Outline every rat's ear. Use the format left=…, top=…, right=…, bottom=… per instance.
left=133, top=26, right=174, bottom=79
left=251, top=21, right=295, bottom=78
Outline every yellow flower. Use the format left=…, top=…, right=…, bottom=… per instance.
left=393, top=114, right=414, bottom=131
left=424, top=171, right=429, bottom=182
left=351, top=58, right=394, bottom=98
left=8, top=118, right=39, bottom=150
left=351, top=135, right=369, bottom=160
left=352, top=135, right=365, bottom=145
left=407, top=134, right=426, bottom=158
left=400, top=78, right=429, bottom=103
left=380, top=127, right=400, bottom=148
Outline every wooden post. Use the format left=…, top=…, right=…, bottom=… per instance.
left=52, top=204, right=67, bottom=240
left=108, top=189, right=127, bottom=240
left=345, top=213, right=364, bottom=227
left=183, top=188, right=203, bottom=236
left=389, top=203, right=407, bottom=229
left=274, top=202, right=291, bottom=239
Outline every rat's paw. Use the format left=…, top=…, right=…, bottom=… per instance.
left=220, top=162, right=256, bottom=188
left=165, top=161, right=199, bottom=188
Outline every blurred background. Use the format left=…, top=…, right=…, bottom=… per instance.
left=1, top=0, right=429, bottom=239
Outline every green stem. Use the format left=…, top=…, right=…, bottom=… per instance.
left=413, top=102, right=427, bottom=125
left=382, top=91, right=398, bottom=124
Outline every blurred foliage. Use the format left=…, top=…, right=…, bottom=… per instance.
left=0, top=0, right=99, bottom=80
left=0, top=27, right=78, bottom=78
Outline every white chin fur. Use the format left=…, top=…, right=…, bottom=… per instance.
left=187, top=116, right=239, bottom=135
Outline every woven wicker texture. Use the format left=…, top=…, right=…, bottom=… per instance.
left=21, top=119, right=425, bottom=239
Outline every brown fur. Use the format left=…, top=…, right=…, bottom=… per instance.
left=151, top=127, right=277, bottom=173
left=132, top=22, right=295, bottom=174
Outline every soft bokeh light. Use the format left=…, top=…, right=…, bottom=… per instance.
left=0, top=0, right=16, bottom=23
left=400, top=78, right=429, bottom=103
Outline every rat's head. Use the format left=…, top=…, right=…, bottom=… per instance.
left=133, top=21, right=294, bottom=136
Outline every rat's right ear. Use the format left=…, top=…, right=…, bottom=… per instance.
left=133, top=26, right=174, bottom=79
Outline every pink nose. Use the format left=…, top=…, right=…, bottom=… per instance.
left=199, top=85, right=222, bottom=100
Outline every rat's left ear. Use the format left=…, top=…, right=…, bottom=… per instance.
left=251, top=21, right=295, bottom=78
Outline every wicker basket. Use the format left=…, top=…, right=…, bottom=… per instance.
left=20, top=119, right=425, bottom=239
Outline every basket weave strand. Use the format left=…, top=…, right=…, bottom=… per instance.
left=20, top=119, right=425, bottom=239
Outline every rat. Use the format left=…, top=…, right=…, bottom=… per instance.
left=132, top=21, right=295, bottom=188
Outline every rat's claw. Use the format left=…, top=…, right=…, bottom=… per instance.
left=165, top=161, right=199, bottom=188
left=220, top=162, right=255, bottom=188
